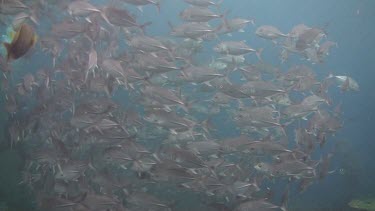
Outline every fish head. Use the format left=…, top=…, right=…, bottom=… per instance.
left=213, top=43, right=226, bottom=53
left=255, top=27, right=264, bottom=36
left=254, top=162, right=271, bottom=173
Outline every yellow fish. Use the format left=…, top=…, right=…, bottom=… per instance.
left=3, top=23, right=37, bottom=62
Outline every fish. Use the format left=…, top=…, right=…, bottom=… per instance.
left=234, top=198, right=287, bottom=211
left=3, top=23, right=37, bottom=62
left=182, top=65, right=225, bottom=83
left=67, top=0, right=111, bottom=25
left=128, top=35, right=169, bottom=53
left=214, top=41, right=258, bottom=56
left=217, top=18, right=255, bottom=35
left=133, top=53, right=180, bottom=74
left=55, top=161, right=89, bottom=182
left=51, top=20, right=88, bottom=39
left=183, top=0, right=223, bottom=8
left=254, top=160, right=316, bottom=178
left=239, top=81, right=286, bottom=98
left=349, top=198, right=375, bottom=211
left=142, top=85, right=188, bottom=111
left=79, top=193, right=123, bottom=210
left=170, top=22, right=217, bottom=40
left=121, top=0, right=161, bottom=13
left=12, top=12, right=39, bottom=27
left=295, top=28, right=325, bottom=51
left=144, top=109, right=197, bottom=133
left=317, top=41, right=337, bottom=57
left=104, top=6, right=152, bottom=30
left=0, top=0, right=28, bottom=15
left=326, top=74, right=360, bottom=91
left=0, top=0, right=356, bottom=210
left=180, top=6, right=223, bottom=22
left=256, top=25, right=288, bottom=40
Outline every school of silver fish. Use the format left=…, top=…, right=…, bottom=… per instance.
left=0, top=0, right=359, bottom=210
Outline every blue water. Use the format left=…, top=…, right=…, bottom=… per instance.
left=1, top=0, right=375, bottom=210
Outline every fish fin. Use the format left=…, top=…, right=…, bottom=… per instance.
left=7, top=29, right=16, bottom=40
left=140, top=21, right=152, bottom=33
left=31, top=34, right=38, bottom=47
left=167, top=21, right=174, bottom=30
left=155, top=2, right=161, bottom=13
left=137, top=6, right=143, bottom=13
left=256, top=48, right=264, bottom=61
left=12, top=26, right=22, bottom=43
left=3, top=42, right=12, bottom=62
left=100, top=11, right=113, bottom=26
left=29, top=14, right=39, bottom=26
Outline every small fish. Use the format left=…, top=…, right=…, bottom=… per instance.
left=326, top=74, right=360, bottom=91
left=184, top=0, right=222, bottom=8
left=256, top=25, right=288, bottom=40
left=349, top=198, right=375, bottom=211
left=121, top=0, right=161, bottom=13
left=180, top=6, right=223, bottom=22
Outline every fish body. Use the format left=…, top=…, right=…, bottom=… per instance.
left=170, top=22, right=216, bottom=40
left=3, top=23, right=37, bottom=62
left=349, top=198, right=375, bottom=211
left=256, top=25, right=288, bottom=40
left=330, top=75, right=359, bottom=91
left=235, top=199, right=286, bottom=211
left=214, top=41, right=256, bottom=55
left=0, top=0, right=28, bottom=15
left=180, top=7, right=222, bottom=22
left=184, top=0, right=221, bottom=7
left=121, top=0, right=160, bottom=12
left=217, top=18, right=254, bottom=34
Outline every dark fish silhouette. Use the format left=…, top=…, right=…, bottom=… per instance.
left=3, top=23, right=37, bottom=62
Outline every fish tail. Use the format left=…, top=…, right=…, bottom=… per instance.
left=155, top=2, right=161, bottom=13
left=140, top=21, right=152, bottom=34
left=256, top=48, right=264, bottom=61
left=31, top=34, right=38, bottom=47
left=280, top=186, right=289, bottom=211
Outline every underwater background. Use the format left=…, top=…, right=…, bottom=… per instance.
left=0, top=0, right=375, bottom=210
